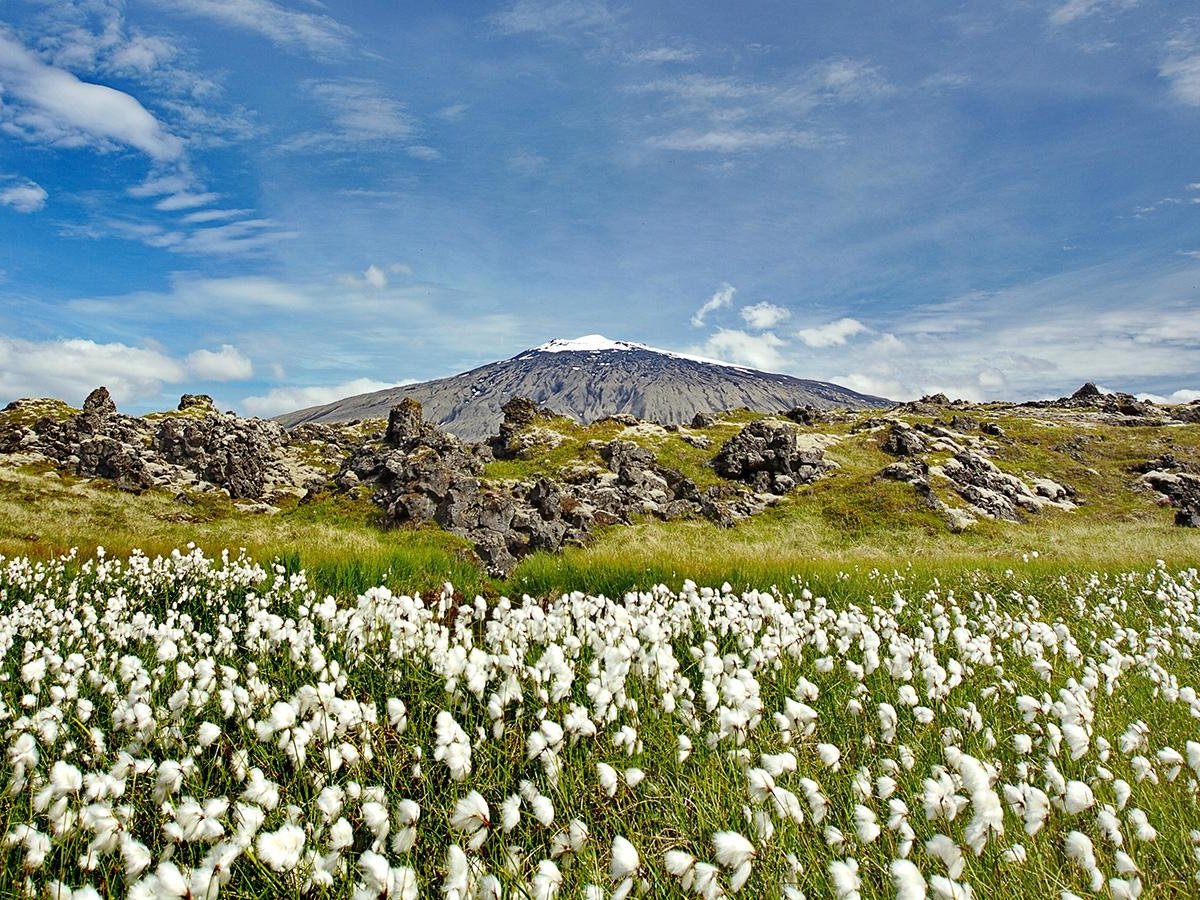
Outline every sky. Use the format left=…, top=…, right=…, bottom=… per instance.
left=1, top=0, right=1199, bottom=414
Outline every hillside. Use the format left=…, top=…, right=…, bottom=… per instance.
left=1, top=383, right=1198, bottom=590
left=274, top=335, right=889, bottom=441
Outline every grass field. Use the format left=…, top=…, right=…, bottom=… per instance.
left=0, top=405, right=1198, bottom=896
left=0, top=549, right=1197, bottom=897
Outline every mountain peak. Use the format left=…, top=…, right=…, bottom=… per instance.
left=524, top=334, right=747, bottom=370
left=278, top=337, right=890, bottom=439
left=530, top=334, right=633, bottom=353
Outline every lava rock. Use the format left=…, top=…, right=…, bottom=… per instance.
left=711, top=420, right=834, bottom=494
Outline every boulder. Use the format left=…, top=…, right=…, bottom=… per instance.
left=1138, top=469, right=1200, bottom=527
left=711, top=420, right=834, bottom=494
left=880, top=423, right=928, bottom=458
left=386, top=398, right=426, bottom=445
left=178, top=394, right=217, bottom=413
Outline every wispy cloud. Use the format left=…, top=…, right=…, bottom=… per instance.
left=630, top=57, right=892, bottom=155
left=0, top=179, right=47, bottom=213
left=1049, top=0, right=1139, bottom=27
left=690, top=283, right=736, bottom=327
left=280, top=78, right=419, bottom=152
left=1161, top=47, right=1200, bottom=107
left=0, top=31, right=183, bottom=161
left=147, top=0, right=355, bottom=58
left=627, top=45, right=698, bottom=64
left=490, top=0, right=622, bottom=38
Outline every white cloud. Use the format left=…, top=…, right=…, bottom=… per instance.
left=0, top=32, right=183, bottom=161
left=148, top=0, right=354, bottom=57
left=339, top=264, right=389, bottom=290
left=186, top=344, right=253, bottom=381
left=508, top=150, right=549, bottom=175
left=84, top=216, right=294, bottom=256
left=242, top=378, right=414, bottom=418
left=690, top=328, right=787, bottom=372
left=647, top=128, right=825, bottom=154
left=490, top=0, right=620, bottom=37
left=1161, top=53, right=1200, bottom=107
left=0, top=179, right=47, bottom=213
left=180, top=208, right=251, bottom=224
left=810, top=58, right=895, bottom=103
left=1136, top=388, right=1200, bottom=404
left=629, top=46, right=698, bottom=64
left=281, top=79, right=418, bottom=152
left=632, top=57, right=891, bottom=156
left=0, top=335, right=186, bottom=406
left=437, top=103, right=469, bottom=122
left=740, top=301, right=791, bottom=330
left=1049, top=0, right=1137, bottom=26
left=796, top=317, right=868, bottom=348
left=691, top=283, right=736, bottom=327
left=154, top=191, right=221, bottom=212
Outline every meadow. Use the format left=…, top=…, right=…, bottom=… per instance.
left=1, top=404, right=1198, bottom=896
left=1, top=547, right=1198, bottom=897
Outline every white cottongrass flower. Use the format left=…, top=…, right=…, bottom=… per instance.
left=891, top=858, right=927, bottom=900
left=449, top=791, right=490, bottom=851
left=256, top=824, right=305, bottom=873
left=712, top=829, right=755, bottom=893
left=829, top=857, right=861, bottom=899
left=610, top=835, right=640, bottom=900
left=1064, top=830, right=1103, bottom=892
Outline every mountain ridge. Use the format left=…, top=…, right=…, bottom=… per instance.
left=275, top=334, right=889, bottom=440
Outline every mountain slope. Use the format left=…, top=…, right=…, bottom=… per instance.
left=276, top=335, right=889, bottom=441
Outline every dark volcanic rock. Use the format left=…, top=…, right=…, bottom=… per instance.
left=940, top=450, right=1075, bottom=520
left=338, top=400, right=784, bottom=575
left=490, top=397, right=559, bottom=459
left=1, top=388, right=294, bottom=499
left=880, top=422, right=928, bottom=458
left=712, top=420, right=835, bottom=494
left=386, top=397, right=427, bottom=445
left=1137, top=467, right=1200, bottom=527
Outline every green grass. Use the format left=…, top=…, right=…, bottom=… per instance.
left=1, top=405, right=1198, bottom=601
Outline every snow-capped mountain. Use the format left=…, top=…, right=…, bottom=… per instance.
left=276, top=335, right=889, bottom=440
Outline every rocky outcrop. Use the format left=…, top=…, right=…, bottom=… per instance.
left=1135, top=457, right=1200, bottom=527
left=711, top=419, right=836, bottom=494
left=0, top=387, right=302, bottom=500
left=337, top=403, right=804, bottom=574
left=1025, top=383, right=1172, bottom=425
left=937, top=450, right=1075, bottom=520
left=489, top=397, right=562, bottom=460
left=880, top=422, right=929, bottom=458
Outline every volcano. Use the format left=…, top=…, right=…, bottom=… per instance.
left=275, top=335, right=888, bottom=441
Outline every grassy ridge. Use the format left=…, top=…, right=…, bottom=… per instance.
left=2, top=406, right=1197, bottom=597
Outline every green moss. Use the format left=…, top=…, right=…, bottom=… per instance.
left=0, top=398, right=78, bottom=428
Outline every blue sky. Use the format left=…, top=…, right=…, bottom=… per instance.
left=1, top=0, right=1199, bottom=414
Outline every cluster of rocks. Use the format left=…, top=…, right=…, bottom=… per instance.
left=1134, top=455, right=1200, bottom=527
left=711, top=419, right=836, bottom=494
left=0, top=388, right=311, bottom=502
left=1025, top=382, right=1200, bottom=425
left=332, top=399, right=836, bottom=574
left=874, top=420, right=1075, bottom=527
